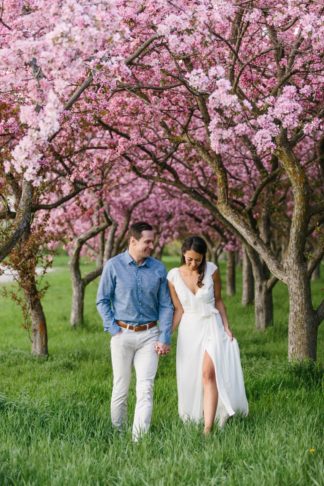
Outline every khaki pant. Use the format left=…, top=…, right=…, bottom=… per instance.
left=110, top=326, right=160, bottom=440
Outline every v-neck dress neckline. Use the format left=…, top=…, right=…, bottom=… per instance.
left=177, top=268, right=201, bottom=297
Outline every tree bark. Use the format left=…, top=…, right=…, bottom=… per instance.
left=248, top=249, right=275, bottom=329
left=96, top=230, right=106, bottom=268
left=25, top=277, right=48, bottom=356
left=254, top=276, right=273, bottom=330
left=242, top=247, right=254, bottom=305
left=226, top=250, right=236, bottom=296
left=70, top=271, right=85, bottom=327
left=287, top=265, right=318, bottom=360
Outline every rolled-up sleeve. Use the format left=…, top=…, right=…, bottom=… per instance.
left=157, top=268, right=174, bottom=345
left=96, top=261, right=120, bottom=335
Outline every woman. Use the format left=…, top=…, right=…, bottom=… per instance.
left=167, top=236, right=248, bottom=434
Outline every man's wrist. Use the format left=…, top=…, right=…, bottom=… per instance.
left=158, top=332, right=171, bottom=346
left=109, top=323, right=121, bottom=336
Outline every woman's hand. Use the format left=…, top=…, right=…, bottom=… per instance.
left=224, top=327, right=234, bottom=340
left=155, top=342, right=170, bottom=355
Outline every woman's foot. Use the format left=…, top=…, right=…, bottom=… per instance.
left=203, top=425, right=212, bottom=435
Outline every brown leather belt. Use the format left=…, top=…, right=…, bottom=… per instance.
left=117, top=320, right=157, bottom=332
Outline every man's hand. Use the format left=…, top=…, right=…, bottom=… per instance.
left=154, top=342, right=170, bottom=355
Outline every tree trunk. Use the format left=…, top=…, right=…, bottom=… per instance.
left=70, top=243, right=84, bottom=327
left=204, top=236, right=221, bottom=265
left=287, top=267, right=318, bottom=360
left=70, top=276, right=85, bottom=327
left=249, top=249, right=274, bottom=329
left=96, top=229, right=106, bottom=268
left=25, top=278, right=48, bottom=356
left=209, top=246, right=220, bottom=265
left=153, top=245, right=164, bottom=260
left=242, top=247, right=254, bottom=305
left=69, top=221, right=110, bottom=327
left=254, top=277, right=273, bottom=330
left=226, top=250, right=236, bottom=296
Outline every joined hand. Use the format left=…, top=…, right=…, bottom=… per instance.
left=155, top=342, right=170, bottom=355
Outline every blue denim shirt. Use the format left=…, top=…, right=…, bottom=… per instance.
left=96, top=251, right=174, bottom=344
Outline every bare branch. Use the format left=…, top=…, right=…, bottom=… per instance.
left=245, top=167, right=282, bottom=213
left=32, top=186, right=86, bottom=211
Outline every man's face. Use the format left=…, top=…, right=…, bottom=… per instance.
left=130, top=230, right=155, bottom=260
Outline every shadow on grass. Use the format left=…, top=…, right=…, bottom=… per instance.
left=246, top=361, right=323, bottom=402
left=288, top=360, right=323, bottom=388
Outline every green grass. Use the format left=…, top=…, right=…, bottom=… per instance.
left=0, top=256, right=323, bottom=485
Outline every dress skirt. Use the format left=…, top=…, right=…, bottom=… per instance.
left=176, top=308, right=248, bottom=425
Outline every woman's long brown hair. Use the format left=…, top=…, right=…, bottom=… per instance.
left=181, top=236, right=207, bottom=288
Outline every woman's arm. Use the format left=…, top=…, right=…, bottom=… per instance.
left=212, top=270, right=234, bottom=340
left=168, top=281, right=184, bottom=331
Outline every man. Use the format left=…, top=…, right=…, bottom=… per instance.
left=96, top=221, right=173, bottom=440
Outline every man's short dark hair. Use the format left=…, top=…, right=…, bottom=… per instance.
left=129, top=222, right=153, bottom=241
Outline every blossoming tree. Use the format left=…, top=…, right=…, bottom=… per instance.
left=94, top=0, right=324, bottom=360
left=1, top=1, right=323, bottom=361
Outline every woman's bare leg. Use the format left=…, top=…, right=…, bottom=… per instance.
left=202, top=351, right=218, bottom=434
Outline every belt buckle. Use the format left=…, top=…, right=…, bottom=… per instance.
left=127, top=323, right=132, bottom=330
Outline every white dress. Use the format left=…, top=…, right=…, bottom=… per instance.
left=167, top=262, right=248, bottom=425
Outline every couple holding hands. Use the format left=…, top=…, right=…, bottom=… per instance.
left=97, top=222, right=248, bottom=441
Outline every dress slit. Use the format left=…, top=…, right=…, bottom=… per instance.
left=204, top=341, right=235, bottom=421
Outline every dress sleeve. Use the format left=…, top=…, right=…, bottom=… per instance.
left=207, top=261, right=218, bottom=275
left=167, top=268, right=176, bottom=284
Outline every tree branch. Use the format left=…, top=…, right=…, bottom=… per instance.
left=307, top=247, right=324, bottom=278
left=0, top=180, right=33, bottom=262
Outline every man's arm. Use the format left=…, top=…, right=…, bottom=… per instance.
left=157, top=267, right=174, bottom=346
left=96, top=261, right=120, bottom=336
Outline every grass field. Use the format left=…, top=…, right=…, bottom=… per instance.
left=0, top=255, right=323, bottom=485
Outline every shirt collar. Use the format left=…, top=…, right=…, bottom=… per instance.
left=124, top=250, right=150, bottom=267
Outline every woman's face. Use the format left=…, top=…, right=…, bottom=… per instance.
left=183, top=250, right=204, bottom=271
